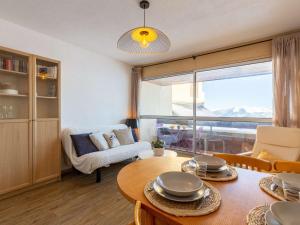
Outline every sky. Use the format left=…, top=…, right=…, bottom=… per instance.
left=201, top=74, right=273, bottom=111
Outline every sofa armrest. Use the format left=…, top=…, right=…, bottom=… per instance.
left=238, top=151, right=253, bottom=156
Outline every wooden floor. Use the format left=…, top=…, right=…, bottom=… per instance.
left=0, top=161, right=134, bottom=225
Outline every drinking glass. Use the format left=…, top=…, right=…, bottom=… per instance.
left=197, top=161, right=208, bottom=177
left=181, top=160, right=198, bottom=175
left=2, top=105, right=7, bottom=119
left=0, top=105, right=3, bottom=119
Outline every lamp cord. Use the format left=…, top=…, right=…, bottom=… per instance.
left=143, top=8, right=146, bottom=27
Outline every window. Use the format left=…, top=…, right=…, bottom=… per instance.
left=140, top=61, right=272, bottom=154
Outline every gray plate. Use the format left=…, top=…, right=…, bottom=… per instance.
left=206, top=165, right=228, bottom=173
left=153, top=181, right=205, bottom=202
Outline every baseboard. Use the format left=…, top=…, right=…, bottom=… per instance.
left=0, top=177, right=60, bottom=201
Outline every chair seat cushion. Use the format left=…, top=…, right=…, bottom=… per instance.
left=253, top=142, right=300, bottom=161
left=257, top=150, right=283, bottom=163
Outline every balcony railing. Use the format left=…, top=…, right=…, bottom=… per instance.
left=140, top=116, right=272, bottom=155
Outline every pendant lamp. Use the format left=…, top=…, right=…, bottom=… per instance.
left=117, top=0, right=170, bottom=54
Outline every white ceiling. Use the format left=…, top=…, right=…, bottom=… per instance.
left=0, top=0, right=299, bottom=66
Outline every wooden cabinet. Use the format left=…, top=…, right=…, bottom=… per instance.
left=0, top=121, right=31, bottom=194
left=0, top=46, right=60, bottom=196
left=33, top=120, right=60, bottom=183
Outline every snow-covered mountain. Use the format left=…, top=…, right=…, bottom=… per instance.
left=172, top=103, right=272, bottom=118
left=213, top=106, right=272, bottom=118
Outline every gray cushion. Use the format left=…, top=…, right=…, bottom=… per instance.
left=114, top=128, right=135, bottom=145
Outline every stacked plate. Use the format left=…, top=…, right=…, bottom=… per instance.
left=272, top=173, right=300, bottom=201
left=265, top=202, right=300, bottom=225
left=193, top=154, right=227, bottom=173
left=153, top=171, right=207, bottom=202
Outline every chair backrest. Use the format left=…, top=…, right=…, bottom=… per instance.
left=252, top=126, right=300, bottom=161
left=274, top=160, right=300, bottom=173
left=214, top=153, right=272, bottom=171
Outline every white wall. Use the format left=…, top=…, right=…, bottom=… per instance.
left=140, top=82, right=172, bottom=115
left=0, top=18, right=131, bottom=128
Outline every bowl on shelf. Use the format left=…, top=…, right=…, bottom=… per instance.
left=156, top=171, right=203, bottom=197
left=0, top=89, right=18, bottom=95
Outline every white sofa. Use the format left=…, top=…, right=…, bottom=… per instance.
left=62, top=124, right=151, bottom=181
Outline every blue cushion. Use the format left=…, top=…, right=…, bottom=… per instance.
left=71, top=133, right=98, bottom=156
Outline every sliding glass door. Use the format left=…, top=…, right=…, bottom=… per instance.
left=140, top=61, right=273, bottom=155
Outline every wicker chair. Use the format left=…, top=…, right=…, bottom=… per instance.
left=128, top=201, right=141, bottom=225
left=274, top=160, right=300, bottom=173
left=214, top=153, right=272, bottom=171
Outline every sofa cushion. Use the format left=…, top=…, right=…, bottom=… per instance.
left=103, top=132, right=120, bottom=148
left=71, top=133, right=99, bottom=156
left=114, top=128, right=134, bottom=145
left=89, top=132, right=109, bottom=150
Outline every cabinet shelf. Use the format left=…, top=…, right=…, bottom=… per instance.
left=0, top=68, right=28, bottom=76
left=37, top=96, right=57, bottom=99
left=0, top=93, right=28, bottom=98
left=36, top=75, right=57, bottom=80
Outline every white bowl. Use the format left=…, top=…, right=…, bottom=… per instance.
left=193, top=154, right=226, bottom=170
left=271, top=202, right=300, bottom=225
left=156, top=171, right=203, bottom=197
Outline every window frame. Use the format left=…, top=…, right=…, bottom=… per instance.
left=139, top=59, right=273, bottom=153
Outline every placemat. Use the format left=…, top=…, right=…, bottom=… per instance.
left=259, top=176, right=285, bottom=201
left=199, top=166, right=238, bottom=182
left=246, top=205, right=269, bottom=225
left=144, top=181, right=221, bottom=217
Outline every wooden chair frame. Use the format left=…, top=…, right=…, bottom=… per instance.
left=274, top=160, right=300, bottom=173
left=213, top=153, right=272, bottom=172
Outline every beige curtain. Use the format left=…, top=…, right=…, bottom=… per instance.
left=131, top=67, right=142, bottom=119
left=273, top=32, right=300, bottom=127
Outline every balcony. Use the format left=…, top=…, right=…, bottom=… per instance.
left=140, top=117, right=271, bottom=155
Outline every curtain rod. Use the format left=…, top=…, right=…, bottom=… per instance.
left=141, top=39, right=272, bottom=68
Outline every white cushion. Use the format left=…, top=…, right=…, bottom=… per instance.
left=89, top=132, right=109, bottom=150
left=103, top=132, right=120, bottom=148
left=256, top=126, right=300, bottom=147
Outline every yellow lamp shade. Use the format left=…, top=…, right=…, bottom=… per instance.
left=131, top=27, right=158, bottom=48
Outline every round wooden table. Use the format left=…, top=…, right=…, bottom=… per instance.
left=138, top=150, right=177, bottom=160
left=117, top=157, right=276, bottom=225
